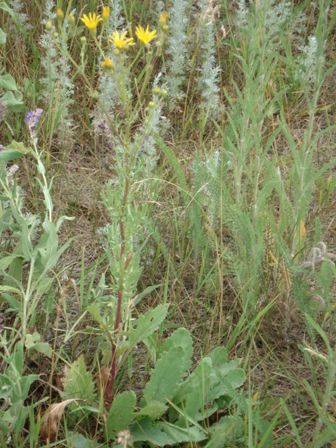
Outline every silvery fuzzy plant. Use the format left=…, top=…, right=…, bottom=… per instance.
left=236, top=0, right=292, bottom=33
left=40, top=0, right=74, bottom=146
left=93, top=3, right=130, bottom=149
left=294, top=33, right=326, bottom=94
left=165, top=0, right=191, bottom=104
left=0, top=108, right=72, bottom=345
left=6, top=0, right=32, bottom=34
left=197, top=0, right=220, bottom=120
left=107, top=0, right=125, bottom=33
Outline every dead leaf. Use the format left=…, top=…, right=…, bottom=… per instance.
left=40, top=399, right=77, bottom=442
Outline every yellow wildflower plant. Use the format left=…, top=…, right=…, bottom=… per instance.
left=102, top=6, right=110, bottom=23
left=109, top=31, right=135, bottom=50
left=135, top=25, right=157, bottom=46
left=101, top=58, right=114, bottom=71
left=80, top=12, right=102, bottom=35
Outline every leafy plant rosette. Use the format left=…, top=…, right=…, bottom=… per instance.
left=47, top=305, right=246, bottom=447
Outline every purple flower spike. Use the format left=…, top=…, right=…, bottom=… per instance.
left=24, top=108, right=43, bottom=131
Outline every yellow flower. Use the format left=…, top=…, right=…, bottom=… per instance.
left=102, top=6, right=110, bottom=23
left=80, top=12, right=102, bottom=34
left=135, top=25, right=157, bottom=46
left=101, top=58, right=114, bottom=71
left=159, top=11, right=169, bottom=27
left=109, top=31, right=135, bottom=50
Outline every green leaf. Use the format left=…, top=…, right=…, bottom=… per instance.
left=0, top=74, right=19, bottom=91
left=131, top=419, right=207, bottom=446
left=160, top=328, right=193, bottom=360
left=136, top=400, right=168, bottom=420
left=144, top=346, right=192, bottom=404
left=0, top=27, right=6, bottom=45
left=35, top=276, right=54, bottom=296
left=0, top=149, right=25, bottom=162
left=87, top=303, right=105, bottom=326
left=128, top=304, right=169, bottom=348
left=31, top=342, right=52, bottom=358
left=0, top=141, right=28, bottom=162
left=174, top=357, right=213, bottom=420
left=5, top=140, right=28, bottom=153
left=106, top=391, right=136, bottom=439
left=0, top=293, right=20, bottom=311
left=0, top=285, right=21, bottom=295
left=25, top=333, right=52, bottom=358
left=208, top=346, right=228, bottom=367
left=1, top=91, right=23, bottom=110
left=208, top=371, right=245, bottom=402
left=67, top=432, right=97, bottom=448
left=0, top=2, right=14, bottom=17
left=0, top=254, right=22, bottom=271
left=205, top=416, right=244, bottom=448
left=223, top=368, right=246, bottom=389
left=12, top=342, right=24, bottom=373
left=62, top=356, right=96, bottom=402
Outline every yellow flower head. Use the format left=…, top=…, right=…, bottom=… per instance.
left=80, top=12, right=102, bottom=34
left=101, top=58, right=114, bottom=71
left=135, top=25, right=157, bottom=46
left=159, top=11, right=169, bottom=27
left=109, top=31, right=135, bottom=50
left=102, top=6, right=110, bottom=23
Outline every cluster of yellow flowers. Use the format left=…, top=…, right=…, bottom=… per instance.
left=80, top=7, right=161, bottom=48
left=54, top=6, right=169, bottom=72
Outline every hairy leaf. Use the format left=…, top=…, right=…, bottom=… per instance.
left=62, top=356, right=96, bottom=402
left=106, top=391, right=136, bottom=439
left=131, top=418, right=207, bottom=446
left=144, top=346, right=192, bottom=404
left=128, top=304, right=169, bottom=348
left=160, top=327, right=193, bottom=359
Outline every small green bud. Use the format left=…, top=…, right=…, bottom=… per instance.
left=67, top=14, right=76, bottom=26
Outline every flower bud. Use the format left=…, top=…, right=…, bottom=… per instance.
left=67, top=14, right=76, bottom=26
left=56, top=8, right=64, bottom=21
left=102, top=6, right=110, bottom=24
left=101, top=58, right=114, bottom=71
